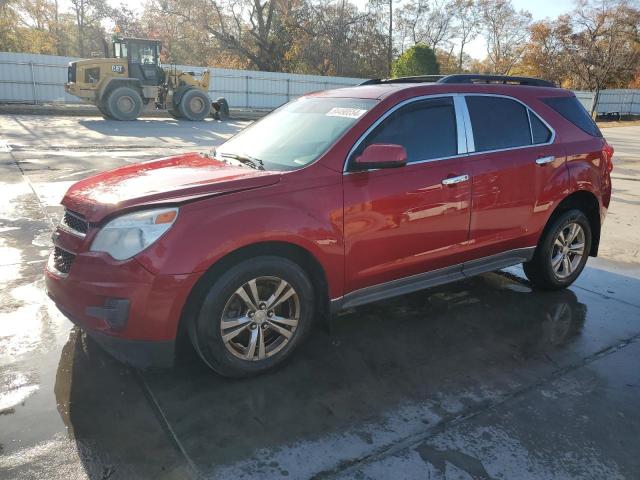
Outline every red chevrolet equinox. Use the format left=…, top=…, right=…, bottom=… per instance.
left=45, top=74, right=613, bottom=377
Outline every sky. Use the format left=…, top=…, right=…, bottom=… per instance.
left=61, top=0, right=577, bottom=60
left=463, top=0, right=575, bottom=58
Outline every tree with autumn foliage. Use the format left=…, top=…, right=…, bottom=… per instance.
left=520, top=0, right=640, bottom=112
left=0, top=0, right=638, bottom=91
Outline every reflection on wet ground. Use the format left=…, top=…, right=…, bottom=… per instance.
left=138, top=271, right=640, bottom=479
left=4, top=266, right=638, bottom=479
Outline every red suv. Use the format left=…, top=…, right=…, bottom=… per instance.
left=45, top=74, right=613, bottom=377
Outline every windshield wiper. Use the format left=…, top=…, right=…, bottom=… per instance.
left=218, top=152, right=264, bottom=170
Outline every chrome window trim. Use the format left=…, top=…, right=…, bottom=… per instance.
left=452, top=96, right=469, bottom=154
left=343, top=94, right=467, bottom=174
left=461, top=93, right=556, bottom=157
left=342, top=92, right=556, bottom=174
left=527, top=109, right=535, bottom=144
left=526, top=105, right=553, bottom=146
left=455, top=95, right=475, bottom=152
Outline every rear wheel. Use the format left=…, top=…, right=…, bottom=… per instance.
left=178, top=89, right=210, bottom=121
left=523, top=209, right=592, bottom=290
left=105, top=86, right=143, bottom=121
left=188, top=256, right=315, bottom=377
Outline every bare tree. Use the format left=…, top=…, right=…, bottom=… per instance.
left=394, top=0, right=427, bottom=53
left=478, top=0, right=531, bottom=74
left=395, top=0, right=455, bottom=52
left=158, top=0, right=301, bottom=72
left=451, top=0, right=479, bottom=72
left=369, top=0, right=395, bottom=75
left=69, top=0, right=86, bottom=56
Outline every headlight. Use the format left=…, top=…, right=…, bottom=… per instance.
left=90, top=207, right=178, bottom=260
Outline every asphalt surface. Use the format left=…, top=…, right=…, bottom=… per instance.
left=0, top=115, right=639, bottom=480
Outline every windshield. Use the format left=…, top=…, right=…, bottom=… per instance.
left=216, top=97, right=377, bottom=171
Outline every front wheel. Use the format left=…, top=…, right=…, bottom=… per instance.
left=523, top=209, right=592, bottom=290
left=188, top=256, right=315, bottom=377
left=167, top=106, right=183, bottom=119
left=178, top=89, right=211, bottom=121
left=96, top=102, right=112, bottom=119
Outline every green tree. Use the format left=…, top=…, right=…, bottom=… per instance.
left=391, top=43, right=439, bottom=77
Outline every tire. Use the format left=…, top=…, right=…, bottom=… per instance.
left=523, top=209, right=592, bottom=290
left=188, top=256, right=315, bottom=377
left=212, top=97, right=230, bottom=120
left=96, top=102, right=112, bottom=119
left=178, top=89, right=211, bottom=121
left=105, top=86, right=143, bottom=121
left=167, top=107, right=183, bottom=119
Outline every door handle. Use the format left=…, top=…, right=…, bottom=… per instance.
left=535, top=156, right=555, bottom=165
left=442, top=174, right=470, bottom=186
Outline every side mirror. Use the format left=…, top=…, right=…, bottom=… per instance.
left=354, top=144, right=408, bottom=170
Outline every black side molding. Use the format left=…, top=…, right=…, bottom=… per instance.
left=331, top=247, right=536, bottom=312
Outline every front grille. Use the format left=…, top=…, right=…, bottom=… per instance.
left=61, top=209, right=88, bottom=236
left=51, top=246, right=76, bottom=275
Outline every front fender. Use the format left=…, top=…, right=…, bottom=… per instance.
left=136, top=176, right=345, bottom=298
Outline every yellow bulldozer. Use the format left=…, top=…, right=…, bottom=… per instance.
left=65, top=36, right=229, bottom=121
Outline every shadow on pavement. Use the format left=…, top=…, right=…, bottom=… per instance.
left=51, top=269, right=640, bottom=479
left=140, top=272, right=592, bottom=476
left=77, top=118, right=246, bottom=146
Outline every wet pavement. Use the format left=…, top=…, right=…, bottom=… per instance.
left=0, top=116, right=639, bottom=480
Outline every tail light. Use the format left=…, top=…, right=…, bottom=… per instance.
left=603, top=141, right=614, bottom=172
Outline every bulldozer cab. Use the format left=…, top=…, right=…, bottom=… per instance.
left=113, top=37, right=164, bottom=86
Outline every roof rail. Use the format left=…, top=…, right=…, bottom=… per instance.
left=359, top=74, right=556, bottom=88
left=358, top=75, right=444, bottom=86
left=438, top=74, right=556, bottom=87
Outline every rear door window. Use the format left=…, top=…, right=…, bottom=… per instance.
left=353, top=97, right=458, bottom=165
left=542, top=96, right=602, bottom=137
left=465, top=96, right=532, bottom=152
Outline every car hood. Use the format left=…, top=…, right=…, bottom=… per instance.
left=62, top=152, right=281, bottom=223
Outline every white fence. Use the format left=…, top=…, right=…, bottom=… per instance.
left=0, top=51, right=363, bottom=109
left=593, top=90, right=640, bottom=115
left=573, top=90, right=640, bottom=116
left=2, top=52, right=640, bottom=115
left=574, top=91, right=596, bottom=113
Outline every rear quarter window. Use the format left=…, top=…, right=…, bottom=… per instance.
left=542, top=96, right=602, bottom=137
left=529, top=111, right=553, bottom=144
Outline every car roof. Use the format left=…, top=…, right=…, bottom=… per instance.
left=309, top=82, right=573, bottom=101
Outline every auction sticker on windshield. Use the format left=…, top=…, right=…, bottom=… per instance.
left=326, top=107, right=368, bottom=119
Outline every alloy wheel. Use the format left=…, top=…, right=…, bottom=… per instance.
left=551, top=222, right=585, bottom=279
left=220, top=276, right=300, bottom=361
